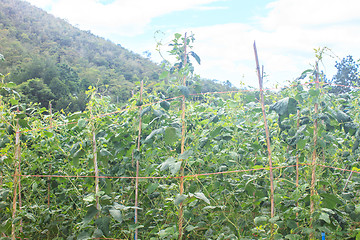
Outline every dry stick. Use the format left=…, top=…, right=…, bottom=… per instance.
left=253, top=42, right=275, bottom=222
left=178, top=32, right=187, bottom=240
left=134, top=80, right=143, bottom=240
left=310, top=62, right=319, bottom=239
left=12, top=118, right=21, bottom=240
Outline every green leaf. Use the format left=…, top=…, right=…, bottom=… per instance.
left=99, top=148, right=112, bottom=157
left=269, top=97, right=297, bottom=116
left=185, top=225, right=197, bottom=231
left=309, top=88, right=320, bottom=97
left=319, top=212, right=331, bottom=224
left=210, top=126, right=223, bottom=138
left=10, top=98, right=18, bottom=105
left=43, top=131, right=53, bottom=138
left=144, top=127, right=164, bottom=144
left=179, top=150, right=193, bottom=160
left=174, top=33, right=181, bottom=39
left=174, top=194, right=187, bottom=205
left=297, top=139, right=306, bottom=148
left=193, top=192, right=210, bottom=204
left=129, top=223, right=144, bottom=231
left=77, top=230, right=91, bottom=240
left=254, top=216, right=268, bottom=226
left=178, top=86, right=190, bottom=98
left=190, top=51, right=201, bottom=65
left=77, top=119, right=87, bottom=128
left=356, top=231, right=360, bottom=240
left=285, top=234, right=302, bottom=240
left=147, top=183, right=159, bottom=194
left=164, top=127, right=178, bottom=144
left=355, top=204, right=360, bottom=214
left=83, top=194, right=95, bottom=202
left=82, top=205, right=98, bottom=225
left=334, top=110, right=351, bottom=123
left=170, top=161, right=181, bottom=175
left=140, top=106, right=152, bottom=117
left=321, top=193, right=342, bottom=208
left=95, top=217, right=110, bottom=236
left=19, top=119, right=30, bottom=129
left=160, top=101, right=170, bottom=111
left=109, top=209, right=123, bottom=223
left=25, top=213, right=36, bottom=222
left=92, top=229, right=104, bottom=238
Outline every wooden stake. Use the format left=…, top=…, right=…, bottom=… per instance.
left=12, top=118, right=21, bottom=240
left=296, top=109, right=300, bottom=219
left=179, top=32, right=187, bottom=240
left=90, top=99, right=100, bottom=212
left=48, top=102, right=53, bottom=209
left=310, top=62, right=319, bottom=238
left=134, top=80, right=143, bottom=240
left=253, top=41, right=275, bottom=221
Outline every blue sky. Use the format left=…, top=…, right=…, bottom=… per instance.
left=26, top=0, right=360, bottom=87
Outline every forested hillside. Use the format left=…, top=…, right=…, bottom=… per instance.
left=0, top=0, right=163, bottom=111
left=0, top=0, right=238, bottom=112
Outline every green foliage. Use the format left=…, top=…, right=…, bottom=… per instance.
left=329, top=55, right=360, bottom=94
left=0, top=0, right=161, bottom=112
left=1, top=67, right=360, bottom=239
left=2, top=14, right=360, bottom=239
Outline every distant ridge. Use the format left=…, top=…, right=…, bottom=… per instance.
left=0, top=0, right=160, bottom=111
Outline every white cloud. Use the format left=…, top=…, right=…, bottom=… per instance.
left=25, top=0, right=360, bottom=88
left=175, top=0, right=360, bottom=87
left=27, top=0, right=222, bottom=36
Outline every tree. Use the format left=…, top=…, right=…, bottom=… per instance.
left=17, top=78, right=55, bottom=107
left=330, top=56, right=360, bottom=94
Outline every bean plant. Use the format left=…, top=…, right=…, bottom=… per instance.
left=0, top=35, right=360, bottom=240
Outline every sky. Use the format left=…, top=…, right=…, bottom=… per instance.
left=25, top=0, right=360, bottom=88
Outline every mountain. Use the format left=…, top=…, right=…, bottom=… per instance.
left=0, top=0, right=237, bottom=112
left=0, top=0, right=161, bottom=111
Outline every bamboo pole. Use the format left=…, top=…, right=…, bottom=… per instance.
left=178, top=32, right=187, bottom=240
left=296, top=109, right=300, bottom=220
left=90, top=99, right=100, bottom=212
left=12, top=117, right=21, bottom=240
left=310, top=62, right=319, bottom=238
left=134, top=80, right=143, bottom=240
left=48, top=102, right=53, bottom=209
left=253, top=42, right=275, bottom=221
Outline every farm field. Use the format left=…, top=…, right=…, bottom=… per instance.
left=1, top=44, right=360, bottom=240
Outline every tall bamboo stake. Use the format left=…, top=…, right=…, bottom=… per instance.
left=253, top=42, right=275, bottom=220
left=310, top=62, right=319, bottom=238
left=90, top=100, right=100, bottom=211
left=134, top=80, right=143, bottom=240
left=48, top=102, right=53, bottom=209
left=178, top=32, right=187, bottom=240
left=296, top=109, right=300, bottom=219
left=12, top=118, right=21, bottom=240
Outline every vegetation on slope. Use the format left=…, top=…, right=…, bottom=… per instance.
left=0, top=0, right=237, bottom=113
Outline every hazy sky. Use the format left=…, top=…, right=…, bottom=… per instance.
left=25, top=0, right=360, bottom=87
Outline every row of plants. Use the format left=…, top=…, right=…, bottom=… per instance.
left=1, top=34, right=360, bottom=239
